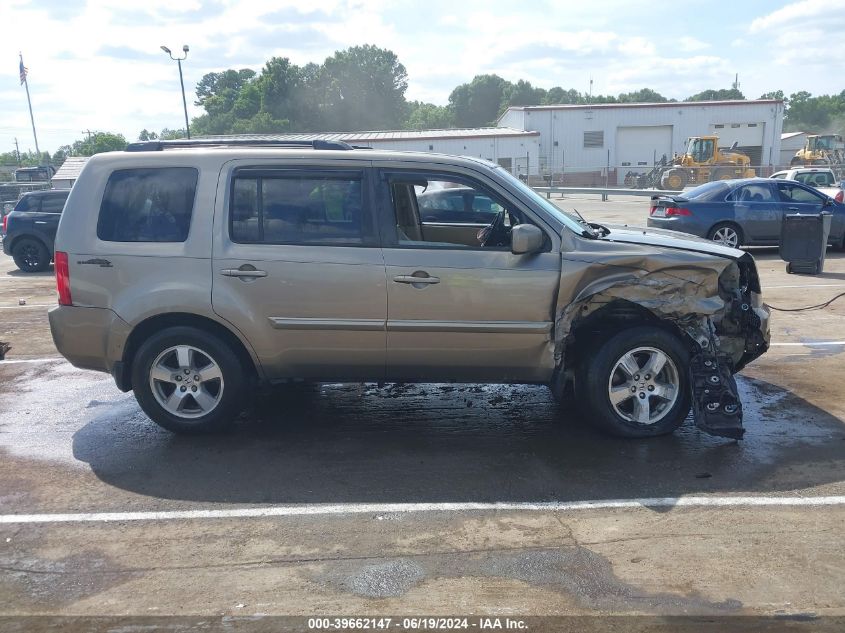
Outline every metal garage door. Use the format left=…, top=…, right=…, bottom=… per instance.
left=710, top=123, right=765, bottom=171
left=616, top=126, right=673, bottom=185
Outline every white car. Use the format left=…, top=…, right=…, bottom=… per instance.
left=770, top=167, right=844, bottom=202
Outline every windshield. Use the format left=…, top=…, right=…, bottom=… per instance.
left=497, top=167, right=592, bottom=235
left=684, top=180, right=732, bottom=200
left=812, top=137, right=833, bottom=150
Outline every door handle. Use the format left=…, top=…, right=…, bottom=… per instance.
left=34, top=221, right=48, bottom=225
left=393, top=274, right=440, bottom=285
left=787, top=207, right=800, bottom=212
left=220, top=268, right=267, bottom=278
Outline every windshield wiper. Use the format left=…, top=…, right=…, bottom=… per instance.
left=589, top=222, right=611, bottom=236
left=571, top=208, right=599, bottom=238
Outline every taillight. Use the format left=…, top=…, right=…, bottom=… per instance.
left=55, top=251, right=72, bottom=306
left=836, top=190, right=843, bottom=203
left=2, top=214, right=7, bottom=233
left=666, top=207, right=693, bottom=216
left=649, top=205, right=657, bottom=215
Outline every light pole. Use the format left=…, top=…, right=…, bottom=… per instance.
left=160, top=45, right=191, bottom=139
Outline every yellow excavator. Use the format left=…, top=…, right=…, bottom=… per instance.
left=658, top=136, right=756, bottom=190
left=790, top=134, right=844, bottom=167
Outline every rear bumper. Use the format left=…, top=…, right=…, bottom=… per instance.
left=48, top=305, right=132, bottom=376
left=646, top=216, right=707, bottom=238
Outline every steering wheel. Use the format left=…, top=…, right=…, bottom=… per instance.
left=477, top=209, right=510, bottom=247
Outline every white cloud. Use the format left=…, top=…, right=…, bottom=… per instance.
left=749, top=0, right=842, bottom=32
left=677, top=36, right=709, bottom=52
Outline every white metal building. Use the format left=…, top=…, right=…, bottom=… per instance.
left=244, top=128, right=541, bottom=177
left=498, top=100, right=785, bottom=185
left=779, top=131, right=808, bottom=167
left=52, top=156, right=89, bottom=189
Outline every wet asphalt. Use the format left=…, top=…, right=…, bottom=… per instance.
left=1, top=197, right=844, bottom=624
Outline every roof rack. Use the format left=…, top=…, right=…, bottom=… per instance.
left=125, top=137, right=357, bottom=152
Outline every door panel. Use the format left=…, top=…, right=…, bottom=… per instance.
left=211, top=164, right=387, bottom=381
left=384, top=248, right=559, bottom=382
left=731, top=182, right=781, bottom=242
left=213, top=245, right=387, bottom=379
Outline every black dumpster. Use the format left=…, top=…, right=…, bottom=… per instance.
left=779, top=212, right=832, bottom=275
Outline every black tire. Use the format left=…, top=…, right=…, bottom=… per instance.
left=575, top=326, right=691, bottom=438
left=660, top=169, right=687, bottom=190
left=12, top=238, right=50, bottom=273
left=131, top=326, right=247, bottom=433
left=707, top=222, right=744, bottom=248
left=710, top=168, right=734, bottom=182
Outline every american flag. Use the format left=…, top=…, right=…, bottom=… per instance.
left=19, top=58, right=28, bottom=85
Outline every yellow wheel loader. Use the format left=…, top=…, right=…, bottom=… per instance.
left=657, top=136, right=756, bottom=190
left=790, top=134, right=844, bottom=167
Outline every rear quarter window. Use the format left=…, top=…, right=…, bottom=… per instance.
left=14, top=196, right=37, bottom=212
left=97, top=168, right=198, bottom=242
left=684, top=181, right=731, bottom=201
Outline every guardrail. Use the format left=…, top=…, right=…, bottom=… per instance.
left=533, top=186, right=683, bottom=201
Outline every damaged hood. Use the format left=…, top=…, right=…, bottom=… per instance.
left=599, top=225, right=743, bottom=259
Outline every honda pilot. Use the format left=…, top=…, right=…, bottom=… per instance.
left=48, top=138, right=770, bottom=440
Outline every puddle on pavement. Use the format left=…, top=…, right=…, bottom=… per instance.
left=312, top=545, right=742, bottom=613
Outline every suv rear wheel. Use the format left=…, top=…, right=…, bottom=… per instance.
left=12, top=238, right=50, bottom=273
left=131, top=326, right=247, bottom=433
left=576, top=326, right=691, bottom=438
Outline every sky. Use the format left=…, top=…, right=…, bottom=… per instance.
left=1, top=0, right=843, bottom=153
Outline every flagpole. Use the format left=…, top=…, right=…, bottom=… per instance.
left=19, top=52, right=41, bottom=160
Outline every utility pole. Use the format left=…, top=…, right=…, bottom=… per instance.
left=19, top=53, right=41, bottom=163
left=14, top=138, right=20, bottom=166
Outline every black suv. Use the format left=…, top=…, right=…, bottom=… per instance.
left=2, top=189, right=70, bottom=272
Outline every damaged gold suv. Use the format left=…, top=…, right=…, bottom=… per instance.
left=48, top=138, right=769, bottom=439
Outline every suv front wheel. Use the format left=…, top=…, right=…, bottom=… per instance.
left=576, top=326, right=691, bottom=438
left=131, top=326, right=247, bottom=433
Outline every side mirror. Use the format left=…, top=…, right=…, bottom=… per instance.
left=839, top=180, right=845, bottom=189
left=824, top=198, right=833, bottom=207
left=511, top=224, right=545, bottom=255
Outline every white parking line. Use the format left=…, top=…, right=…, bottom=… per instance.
left=766, top=284, right=845, bottom=289
left=769, top=341, right=845, bottom=347
left=1, top=496, right=845, bottom=524
left=0, top=304, right=53, bottom=309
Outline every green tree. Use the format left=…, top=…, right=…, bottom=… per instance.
left=195, top=69, right=256, bottom=115
left=685, top=88, right=745, bottom=101
left=318, top=45, right=408, bottom=131
left=503, top=80, right=546, bottom=108
left=618, top=88, right=668, bottom=103
left=449, top=74, right=511, bottom=127
left=543, top=87, right=582, bottom=104
left=405, top=102, right=454, bottom=130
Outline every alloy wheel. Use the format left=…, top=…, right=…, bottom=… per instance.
left=149, top=345, right=225, bottom=419
left=607, top=346, right=680, bottom=425
left=712, top=226, right=739, bottom=247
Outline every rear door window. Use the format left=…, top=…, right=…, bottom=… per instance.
left=41, top=194, right=68, bottom=214
left=730, top=183, right=776, bottom=202
left=97, top=168, right=198, bottom=242
left=229, top=169, right=372, bottom=246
